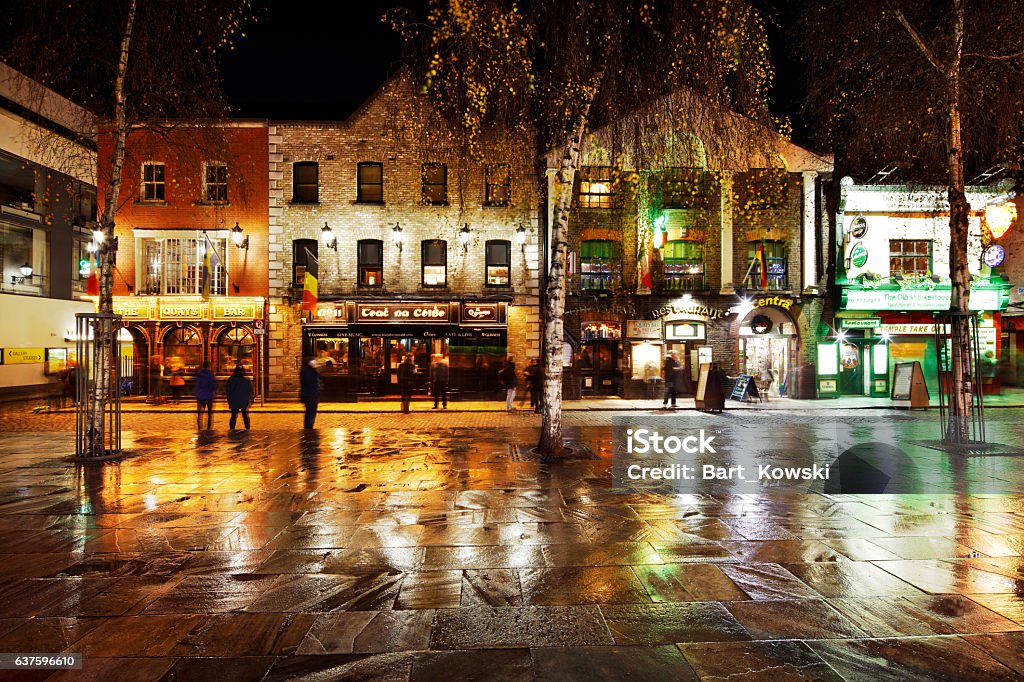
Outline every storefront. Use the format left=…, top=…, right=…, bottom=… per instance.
left=111, top=296, right=266, bottom=397
left=579, top=319, right=623, bottom=396
left=737, top=299, right=800, bottom=398
left=302, top=300, right=508, bottom=401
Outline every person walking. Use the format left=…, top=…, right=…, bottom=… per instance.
left=300, top=358, right=323, bottom=429
left=194, top=361, right=217, bottom=430
left=168, top=363, right=186, bottom=402
left=662, top=352, right=680, bottom=409
left=524, top=358, right=542, bottom=413
left=399, top=353, right=416, bottom=413
left=499, top=356, right=518, bottom=412
left=225, top=365, right=253, bottom=430
left=430, top=354, right=449, bottom=409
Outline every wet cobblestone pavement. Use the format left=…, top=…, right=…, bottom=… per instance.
left=0, top=407, right=1024, bottom=680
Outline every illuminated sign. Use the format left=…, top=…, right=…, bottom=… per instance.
left=2, top=348, right=45, bottom=364
left=843, top=288, right=1005, bottom=311
left=113, top=301, right=150, bottom=318
left=626, top=319, right=662, bottom=339
left=159, top=303, right=204, bottom=319
left=879, top=324, right=950, bottom=335
left=752, top=295, right=794, bottom=310
left=212, top=303, right=258, bottom=320
left=650, top=300, right=730, bottom=321
left=356, top=303, right=452, bottom=323
left=460, top=303, right=505, bottom=324
left=840, top=318, right=881, bottom=329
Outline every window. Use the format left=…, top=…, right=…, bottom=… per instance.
left=578, top=167, right=615, bottom=209
left=72, top=229, right=93, bottom=294
left=485, top=163, right=511, bottom=206
left=485, top=240, right=511, bottom=286
left=358, top=239, right=383, bottom=286
left=293, top=238, right=318, bottom=287
left=140, top=235, right=227, bottom=295
left=204, top=163, right=228, bottom=203
left=890, top=239, right=932, bottom=276
left=662, top=240, right=705, bottom=290
left=357, top=162, right=384, bottom=203
left=75, top=184, right=97, bottom=225
left=736, top=169, right=789, bottom=211
left=217, top=327, right=255, bottom=375
left=580, top=239, right=615, bottom=290
left=654, top=168, right=711, bottom=209
left=161, top=326, right=203, bottom=375
left=0, top=151, right=37, bottom=211
left=422, top=163, right=448, bottom=204
left=141, top=162, right=165, bottom=202
left=745, top=240, right=787, bottom=291
left=293, top=162, right=319, bottom=203
left=1, top=223, right=49, bottom=296
left=421, top=239, right=447, bottom=286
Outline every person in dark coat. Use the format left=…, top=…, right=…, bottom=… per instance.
left=662, top=352, right=680, bottom=408
left=524, top=359, right=542, bottom=413
left=194, top=361, right=217, bottom=430
left=398, top=354, right=417, bottom=413
left=430, top=355, right=449, bottom=409
left=499, top=356, right=518, bottom=412
left=225, top=365, right=253, bottom=430
left=299, top=358, right=323, bottom=429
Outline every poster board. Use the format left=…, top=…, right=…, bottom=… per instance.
left=695, top=363, right=711, bottom=409
left=891, top=361, right=929, bottom=408
left=730, top=374, right=757, bottom=401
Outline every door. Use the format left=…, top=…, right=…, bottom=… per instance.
left=839, top=342, right=864, bottom=395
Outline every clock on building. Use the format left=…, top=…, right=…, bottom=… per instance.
left=983, top=244, right=1006, bottom=267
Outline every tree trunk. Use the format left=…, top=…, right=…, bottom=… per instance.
left=538, top=70, right=604, bottom=458
left=87, top=0, right=136, bottom=457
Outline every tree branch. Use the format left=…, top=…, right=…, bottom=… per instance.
left=890, top=5, right=946, bottom=74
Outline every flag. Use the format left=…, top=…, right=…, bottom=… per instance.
left=301, top=246, right=319, bottom=313
left=201, top=233, right=219, bottom=299
left=637, top=235, right=652, bottom=293
left=757, top=241, right=768, bottom=290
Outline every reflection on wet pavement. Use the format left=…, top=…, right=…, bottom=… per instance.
left=0, top=411, right=1022, bottom=679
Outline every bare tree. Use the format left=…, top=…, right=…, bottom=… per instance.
left=3, top=0, right=253, bottom=456
left=392, top=0, right=778, bottom=456
left=799, top=0, right=1024, bottom=443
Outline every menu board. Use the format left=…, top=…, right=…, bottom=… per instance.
left=891, top=362, right=915, bottom=400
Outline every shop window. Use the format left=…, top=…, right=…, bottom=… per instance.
left=485, top=240, right=511, bottom=286
left=580, top=239, right=615, bottom=290
left=890, top=239, right=931, bottom=276
left=358, top=239, right=384, bottom=287
left=745, top=240, right=787, bottom=291
left=292, top=161, right=319, bottom=203
left=141, top=162, right=165, bottom=202
left=422, top=239, right=447, bottom=286
left=577, top=166, right=615, bottom=209
left=216, top=327, right=254, bottom=375
left=0, top=151, right=37, bottom=212
left=484, top=163, right=511, bottom=206
left=203, top=162, right=228, bottom=203
left=140, top=235, right=226, bottom=295
left=293, top=238, right=317, bottom=287
left=736, top=168, right=789, bottom=211
left=422, top=163, right=448, bottom=205
left=662, top=240, right=705, bottom=290
left=162, top=326, right=202, bottom=375
left=313, top=337, right=352, bottom=374
left=652, top=167, right=711, bottom=209
left=357, top=162, right=384, bottom=203
left=72, top=229, right=93, bottom=294
left=1, top=223, right=49, bottom=296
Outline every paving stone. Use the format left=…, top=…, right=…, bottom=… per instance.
left=430, top=605, right=614, bottom=649
left=600, top=602, right=751, bottom=645
left=534, top=645, right=697, bottom=681
left=679, top=639, right=844, bottom=681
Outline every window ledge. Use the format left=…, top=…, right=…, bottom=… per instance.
left=136, top=200, right=168, bottom=206
left=483, top=203, right=511, bottom=209
left=195, top=201, right=231, bottom=207
left=484, top=283, right=512, bottom=289
left=354, top=200, right=386, bottom=206
left=290, top=200, right=320, bottom=206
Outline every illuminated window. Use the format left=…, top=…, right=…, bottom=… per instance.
left=203, top=162, right=228, bottom=203
left=141, top=235, right=226, bottom=295
left=358, top=239, right=383, bottom=286
left=745, top=240, right=787, bottom=291
left=890, top=239, right=931, bottom=276
left=141, top=162, right=165, bottom=202
left=422, top=239, right=447, bottom=286
left=578, top=167, right=614, bottom=209
left=292, top=162, right=319, bottom=203
left=662, top=240, right=705, bottom=290
left=485, top=163, right=511, bottom=206
left=580, top=239, right=615, bottom=290
left=357, top=162, right=383, bottom=203
left=422, top=163, right=448, bottom=205
left=485, top=240, right=511, bottom=286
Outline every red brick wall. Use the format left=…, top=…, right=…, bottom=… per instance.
left=97, top=123, right=269, bottom=296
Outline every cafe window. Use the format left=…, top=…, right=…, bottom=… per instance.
left=203, top=162, right=228, bottom=203
left=293, top=161, right=319, bottom=203
left=216, top=327, right=254, bottom=375
left=0, top=150, right=38, bottom=212
left=485, top=240, right=511, bottom=286
left=653, top=168, right=711, bottom=209
left=358, top=239, right=384, bottom=287
left=484, top=163, right=511, bottom=206
left=293, top=238, right=317, bottom=287
left=580, top=239, right=615, bottom=290
left=162, top=326, right=203, bottom=375
left=357, top=162, right=384, bottom=203
left=663, top=240, right=705, bottom=290
left=578, top=167, right=615, bottom=209
left=140, top=235, right=226, bottom=295
left=890, top=239, right=932, bottom=276
left=422, top=163, right=448, bottom=205
left=422, top=239, right=447, bottom=286
left=745, top=240, right=787, bottom=291
left=141, top=162, right=165, bottom=202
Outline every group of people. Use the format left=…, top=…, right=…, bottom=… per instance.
left=194, top=362, right=254, bottom=430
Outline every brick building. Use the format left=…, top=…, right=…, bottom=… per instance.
left=554, top=132, right=833, bottom=400
left=97, top=122, right=270, bottom=397
left=266, top=78, right=541, bottom=400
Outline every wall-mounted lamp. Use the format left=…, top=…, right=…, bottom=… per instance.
left=321, top=222, right=337, bottom=250
left=92, top=229, right=104, bottom=244
left=515, top=224, right=527, bottom=251
left=11, top=262, right=33, bottom=285
left=459, top=223, right=471, bottom=252
left=392, top=223, right=404, bottom=252
left=231, top=221, right=249, bottom=250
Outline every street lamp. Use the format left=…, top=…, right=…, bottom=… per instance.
left=515, top=224, right=527, bottom=252
left=392, top=223, right=404, bottom=252
left=459, top=223, right=471, bottom=252
left=231, top=221, right=249, bottom=250
left=11, top=262, right=33, bottom=285
left=321, top=222, right=337, bottom=250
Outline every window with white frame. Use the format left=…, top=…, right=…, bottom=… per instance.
left=139, top=233, right=227, bottom=295
left=204, top=163, right=228, bottom=203
left=141, top=162, right=165, bottom=202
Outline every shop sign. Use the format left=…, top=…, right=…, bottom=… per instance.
left=159, top=302, right=205, bottom=319
left=460, top=302, right=505, bottom=325
left=2, top=348, right=44, bottom=364
left=356, top=303, right=452, bottom=323
left=879, top=323, right=950, bottom=335
left=840, top=318, right=881, bottom=329
left=849, top=215, right=869, bottom=239
left=650, top=300, right=730, bottom=320
left=849, top=242, right=868, bottom=268
left=626, top=319, right=661, bottom=339
left=113, top=301, right=150, bottom=318
left=752, top=295, right=795, bottom=310
left=212, top=302, right=257, bottom=320
left=844, top=287, right=1004, bottom=311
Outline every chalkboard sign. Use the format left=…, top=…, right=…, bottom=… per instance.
left=730, top=374, right=754, bottom=401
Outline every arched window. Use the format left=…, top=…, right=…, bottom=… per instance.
left=217, top=327, right=255, bottom=375
left=161, top=326, right=202, bottom=374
